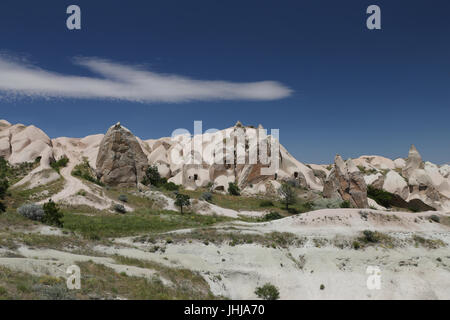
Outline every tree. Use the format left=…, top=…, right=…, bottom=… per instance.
left=228, top=182, right=240, bottom=196
left=175, top=193, right=190, bottom=214
left=255, top=283, right=280, bottom=300
left=0, top=157, right=9, bottom=213
left=42, top=199, right=64, bottom=227
left=142, top=165, right=163, bottom=187
left=278, top=183, right=297, bottom=210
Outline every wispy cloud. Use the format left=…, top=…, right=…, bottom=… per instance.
left=0, top=55, right=292, bottom=103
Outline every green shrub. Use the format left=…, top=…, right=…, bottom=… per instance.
left=367, top=186, right=393, bottom=208
left=114, top=204, right=126, bottom=214
left=72, top=159, right=104, bottom=186
left=142, top=165, right=164, bottom=187
left=429, top=215, right=440, bottom=223
left=50, top=156, right=69, bottom=173
left=228, top=182, right=240, bottom=196
left=255, top=283, right=280, bottom=300
left=259, top=200, right=274, bottom=207
left=163, top=182, right=179, bottom=191
left=263, top=212, right=283, bottom=221
left=201, top=192, right=213, bottom=202
left=42, top=199, right=64, bottom=227
left=118, top=194, right=128, bottom=203
left=340, top=200, right=351, bottom=208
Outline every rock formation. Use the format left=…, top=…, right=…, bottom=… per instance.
left=323, top=155, right=368, bottom=208
left=403, top=145, right=424, bottom=178
left=96, top=123, right=148, bottom=187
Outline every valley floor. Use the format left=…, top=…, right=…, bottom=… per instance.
left=1, top=207, right=449, bottom=300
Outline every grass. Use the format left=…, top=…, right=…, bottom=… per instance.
left=0, top=260, right=217, bottom=300
left=0, top=158, right=40, bottom=185
left=0, top=266, right=73, bottom=300
left=62, top=209, right=231, bottom=239
left=134, top=228, right=304, bottom=249
left=71, top=159, right=104, bottom=186
left=78, top=261, right=217, bottom=300
left=104, top=188, right=155, bottom=210
left=412, top=235, right=446, bottom=249
left=112, top=256, right=216, bottom=299
left=181, top=187, right=314, bottom=216
left=6, top=176, right=65, bottom=209
left=355, top=230, right=397, bottom=249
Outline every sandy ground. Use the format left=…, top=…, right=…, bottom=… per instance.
left=1, top=208, right=449, bottom=299
left=92, top=209, right=450, bottom=299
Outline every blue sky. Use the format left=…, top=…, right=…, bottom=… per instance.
left=0, top=0, right=449, bottom=164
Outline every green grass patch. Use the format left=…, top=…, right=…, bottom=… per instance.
left=62, top=209, right=231, bottom=239
left=6, top=177, right=65, bottom=209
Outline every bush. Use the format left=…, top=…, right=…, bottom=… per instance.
left=17, top=203, right=45, bottom=221
left=263, top=212, right=283, bottom=221
left=72, top=159, right=104, bottom=186
left=255, top=283, right=280, bottom=300
left=361, top=230, right=379, bottom=243
left=201, top=192, right=213, bottom=202
left=163, top=182, right=179, bottom=191
left=312, top=198, right=342, bottom=210
left=367, top=186, right=393, bottom=208
left=50, top=156, right=69, bottom=173
left=287, top=207, right=299, bottom=214
left=259, top=200, right=274, bottom=207
left=142, top=165, right=164, bottom=187
left=228, top=182, right=240, bottom=196
left=118, top=194, right=128, bottom=203
left=42, top=199, right=63, bottom=227
left=429, top=215, right=440, bottom=223
left=114, top=204, right=126, bottom=214
left=340, top=200, right=351, bottom=208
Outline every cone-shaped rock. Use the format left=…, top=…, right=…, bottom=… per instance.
left=96, top=122, right=148, bottom=187
left=402, top=144, right=423, bottom=178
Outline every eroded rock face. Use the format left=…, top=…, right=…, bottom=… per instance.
left=96, top=123, right=148, bottom=187
left=323, top=155, right=368, bottom=208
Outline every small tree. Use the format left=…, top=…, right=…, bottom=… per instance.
left=175, top=193, right=190, bottom=214
left=228, top=182, right=240, bottom=196
left=0, top=176, right=8, bottom=213
left=0, top=158, right=9, bottom=213
left=142, top=165, right=163, bottom=187
left=42, top=199, right=64, bottom=227
left=278, top=183, right=297, bottom=210
left=255, top=283, right=280, bottom=300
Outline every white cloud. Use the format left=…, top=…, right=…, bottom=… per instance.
left=0, top=55, right=292, bottom=103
